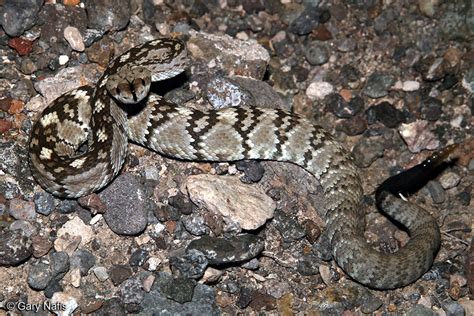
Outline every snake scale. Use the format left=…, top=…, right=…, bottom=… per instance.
left=29, top=38, right=452, bottom=290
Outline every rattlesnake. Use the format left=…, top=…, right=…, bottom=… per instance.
left=29, top=37, right=452, bottom=289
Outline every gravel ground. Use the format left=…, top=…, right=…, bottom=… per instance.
left=0, top=0, right=473, bottom=315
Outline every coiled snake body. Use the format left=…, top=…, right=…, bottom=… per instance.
left=30, top=38, right=446, bottom=289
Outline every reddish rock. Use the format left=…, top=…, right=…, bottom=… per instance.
left=8, top=38, right=34, bottom=56
left=8, top=100, right=24, bottom=114
left=0, top=120, right=13, bottom=133
left=312, top=24, right=333, bottom=41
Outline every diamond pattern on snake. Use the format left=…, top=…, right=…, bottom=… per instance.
left=29, top=37, right=456, bottom=290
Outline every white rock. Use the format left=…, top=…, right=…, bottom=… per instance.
left=58, top=55, right=69, bottom=65
left=56, top=216, right=94, bottom=246
left=69, top=268, right=81, bottom=287
left=306, top=81, right=334, bottom=100
left=185, top=174, right=275, bottom=231
left=399, top=120, right=440, bottom=153
left=50, top=292, right=78, bottom=316
left=402, top=80, right=420, bottom=91
left=63, top=26, right=85, bottom=52
left=93, top=266, right=109, bottom=282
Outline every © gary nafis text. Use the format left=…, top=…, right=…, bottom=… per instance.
left=5, top=300, right=67, bottom=312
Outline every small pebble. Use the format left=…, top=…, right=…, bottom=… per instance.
left=439, top=171, right=461, bottom=189
left=64, top=26, right=85, bottom=52
left=306, top=81, right=334, bottom=100
left=34, top=192, right=55, bottom=216
left=363, top=73, right=395, bottom=98
left=305, top=41, right=329, bottom=65
left=58, top=55, right=69, bottom=65
left=402, top=80, right=421, bottom=91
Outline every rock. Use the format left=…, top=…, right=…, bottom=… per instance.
left=32, top=234, right=52, bottom=258
left=56, top=200, right=79, bottom=214
left=129, top=248, right=149, bottom=267
left=100, top=174, right=148, bottom=235
left=33, top=192, right=56, bottom=216
left=337, top=115, right=367, bottom=136
left=402, top=80, right=421, bottom=91
left=201, top=267, right=224, bottom=284
left=352, top=137, right=385, bottom=168
left=185, top=174, right=275, bottom=231
left=207, top=77, right=254, bottom=109
left=120, top=277, right=144, bottom=305
left=399, top=120, right=440, bottom=153
left=84, top=0, right=131, bottom=32
left=306, top=81, right=334, bottom=100
left=182, top=214, right=209, bottom=236
left=93, top=266, right=109, bottom=282
left=366, top=101, right=405, bottom=128
left=414, top=56, right=447, bottom=82
left=302, top=219, right=321, bottom=244
left=297, top=254, right=321, bottom=276
left=187, top=234, right=264, bottom=265
left=55, top=216, right=94, bottom=249
left=407, top=304, right=435, bottom=316
left=439, top=172, right=461, bottom=189
left=139, top=274, right=219, bottom=315
left=305, top=41, right=329, bottom=65
left=9, top=219, right=37, bottom=237
left=426, top=180, right=445, bottom=204
left=34, top=64, right=101, bottom=104
left=159, top=274, right=196, bottom=304
left=50, top=251, right=70, bottom=277
left=187, top=31, right=270, bottom=79
left=50, top=292, right=78, bottom=316
left=326, top=93, right=363, bottom=118
left=27, top=262, right=53, bottom=290
left=419, top=97, right=443, bottom=121
left=235, top=160, right=265, bottom=183
left=236, top=287, right=253, bottom=308
left=0, top=0, right=43, bottom=37
left=289, top=5, right=324, bottom=35
left=0, top=229, right=33, bottom=266
left=170, top=249, right=209, bottom=279
left=273, top=209, right=306, bottom=242
left=109, top=264, right=133, bottom=286
left=8, top=38, right=34, bottom=56
left=230, top=76, right=288, bottom=110
left=8, top=198, right=36, bottom=220
left=63, top=26, right=85, bottom=52
left=70, top=249, right=95, bottom=276
left=363, top=73, right=395, bottom=98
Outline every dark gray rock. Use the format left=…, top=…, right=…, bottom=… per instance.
left=406, top=304, right=435, bottom=316
left=101, top=173, right=148, bottom=235
left=49, top=251, right=70, bottom=276
left=305, top=41, right=329, bottom=65
left=160, top=276, right=196, bottom=304
left=119, top=277, right=144, bottom=305
left=33, top=192, right=55, bottom=216
left=427, top=180, right=445, bottom=204
left=0, top=0, right=43, bottom=37
left=420, top=97, right=443, bottom=121
left=129, top=249, right=149, bottom=267
left=187, top=234, right=264, bottom=265
left=297, top=254, right=321, bottom=276
left=366, top=101, right=405, bottom=128
left=0, top=229, right=33, bottom=266
left=70, top=249, right=95, bottom=276
left=182, top=214, right=209, bottom=236
left=289, top=5, right=323, bottom=35
left=273, top=209, right=306, bottom=242
left=363, top=73, right=395, bottom=98
left=235, top=160, right=265, bottom=183
left=139, top=273, right=219, bottom=315
left=109, top=264, right=133, bottom=286
left=170, top=249, right=208, bottom=279
left=84, top=0, right=131, bottom=32
left=326, top=94, right=362, bottom=118
left=352, top=137, right=385, bottom=168
left=27, top=262, right=52, bottom=290
left=56, top=199, right=78, bottom=214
